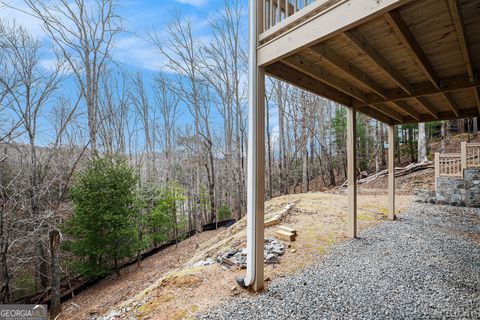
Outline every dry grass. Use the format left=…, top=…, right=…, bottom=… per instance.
left=67, top=192, right=412, bottom=320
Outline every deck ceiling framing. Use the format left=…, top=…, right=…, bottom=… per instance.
left=245, top=0, right=480, bottom=293
left=261, top=0, right=480, bottom=125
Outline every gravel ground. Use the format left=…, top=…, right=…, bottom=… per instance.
left=199, top=203, right=480, bottom=320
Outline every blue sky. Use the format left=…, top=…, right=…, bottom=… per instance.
left=0, top=0, right=228, bottom=72
left=0, top=0, right=253, bottom=146
left=113, top=0, right=226, bottom=72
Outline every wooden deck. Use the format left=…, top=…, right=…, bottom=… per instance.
left=244, top=0, right=480, bottom=292
left=258, top=0, right=480, bottom=124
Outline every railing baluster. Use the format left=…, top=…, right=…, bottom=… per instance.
left=261, top=0, right=320, bottom=33
left=270, top=0, right=273, bottom=28
left=266, top=0, right=269, bottom=29
left=277, top=0, right=281, bottom=24
left=264, top=0, right=267, bottom=30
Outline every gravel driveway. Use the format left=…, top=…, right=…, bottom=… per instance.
left=199, top=203, right=480, bottom=320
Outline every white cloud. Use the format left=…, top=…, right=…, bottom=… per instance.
left=0, top=1, right=46, bottom=39
left=39, top=57, right=58, bottom=71
left=174, top=0, right=209, bottom=7
left=113, top=35, right=170, bottom=72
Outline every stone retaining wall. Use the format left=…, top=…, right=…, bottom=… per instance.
left=414, top=168, right=480, bottom=208
left=464, top=169, right=480, bottom=207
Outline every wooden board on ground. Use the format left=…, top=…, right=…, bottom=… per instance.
left=265, top=216, right=281, bottom=227
left=276, top=230, right=296, bottom=242
left=278, top=225, right=297, bottom=236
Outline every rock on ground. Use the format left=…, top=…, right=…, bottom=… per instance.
left=199, top=203, right=480, bottom=320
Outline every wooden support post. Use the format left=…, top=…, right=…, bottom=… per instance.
left=434, top=152, right=440, bottom=179
left=244, top=0, right=264, bottom=293
left=434, top=152, right=440, bottom=192
left=253, top=68, right=265, bottom=292
left=461, top=141, right=467, bottom=173
left=347, top=106, right=357, bottom=238
left=388, top=125, right=396, bottom=220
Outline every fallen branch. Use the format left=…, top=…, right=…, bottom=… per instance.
left=337, top=161, right=433, bottom=189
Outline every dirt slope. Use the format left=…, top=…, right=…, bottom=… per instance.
left=60, top=230, right=224, bottom=319
left=59, top=192, right=412, bottom=320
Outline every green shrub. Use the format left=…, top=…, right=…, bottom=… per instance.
left=217, top=204, right=231, bottom=221
left=148, top=181, right=185, bottom=244
left=11, top=271, right=36, bottom=300
left=63, top=156, right=141, bottom=278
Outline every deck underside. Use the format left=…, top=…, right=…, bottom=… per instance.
left=261, top=0, right=480, bottom=124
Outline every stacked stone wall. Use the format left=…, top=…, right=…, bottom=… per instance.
left=414, top=168, right=480, bottom=208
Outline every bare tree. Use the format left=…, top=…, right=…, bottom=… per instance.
left=18, top=0, right=122, bottom=153
left=153, top=72, right=180, bottom=182
left=418, top=122, right=427, bottom=162
left=1, top=21, right=64, bottom=291
left=0, top=20, right=86, bottom=303
left=200, top=0, right=247, bottom=218
left=131, top=72, right=156, bottom=182
left=150, top=12, right=217, bottom=226
left=97, top=68, right=130, bottom=156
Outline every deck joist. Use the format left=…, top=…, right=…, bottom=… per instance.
left=259, top=0, right=480, bottom=124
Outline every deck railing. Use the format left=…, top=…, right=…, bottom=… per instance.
left=260, top=0, right=340, bottom=43
left=262, top=0, right=315, bottom=31
left=462, top=142, right=480, bottom=168
left=435, top=142, right=480, bottom=178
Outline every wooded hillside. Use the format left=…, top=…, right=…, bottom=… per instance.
left=0, top=0, right=479, bottom=315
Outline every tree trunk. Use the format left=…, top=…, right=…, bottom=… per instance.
left=301, top=100, right=308, bottom=193
left=408, top=126, right=415, bottom=162
left=0, top=231, right=10, bottom=303
left=375, top=121, right=381, bottom=173
left=441, top=121, right=447, bottom=153
left=278, top=83, right=287, bottom=194
left=380, top=123, right=386, bottom=166
left=49, top=229, right=61, bottom=319
left=114, top=257, right=120, bottom=278
left=302, top=149, right=308, bottom=193
left=36, top=242, right=48, bottom=291
left=266, top=96, right=273, bottom=199
left=418, top=122, right=427, bottom=162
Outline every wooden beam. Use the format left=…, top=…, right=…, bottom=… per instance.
left=388, top=125, right=396, bottom=220
left=257, top=0, right=411, bottom=66
left=260, top=0, right=339, bottom=42
left=415, top=97, right=440, bottom=119
left=282, top=55, right=367, bottom=102
left=443, top=93, right=461, bottom=117
left=370, top=103, right=405, bottom=123
left=474, top=88, right=480, bottom=113
left=347, top=106, right=357, bottom=238
left=400, top=108, right=479, bottom=124
left=447, top=0, right=474, bottom=82
left=353, top=74, right=480, bottom=106
left=343, top=30, right=411, bottom=94
left=265, top=61, right=353, bottom=106
left=357, top=106, right=397, bottom=125
left=391, top=100, right=421, bottom=121
left=385, top=10, right=441, bottom=89
left=310, top=44, right=387, bottom=99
